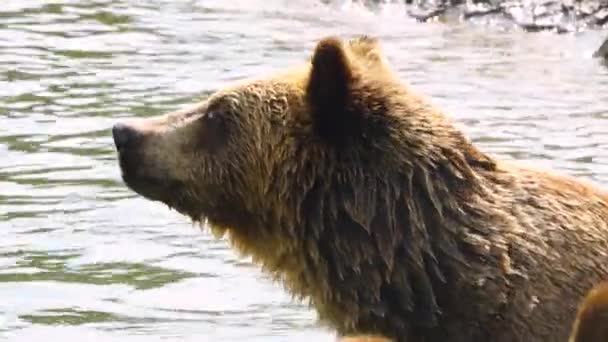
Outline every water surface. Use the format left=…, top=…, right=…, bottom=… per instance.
left=1, top=1, right=608, bottom=341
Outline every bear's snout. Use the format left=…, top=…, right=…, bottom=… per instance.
left=112, top=122, right=142, bottom=151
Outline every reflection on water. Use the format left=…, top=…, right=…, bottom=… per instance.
left=1, top=0, right=608, bottom=341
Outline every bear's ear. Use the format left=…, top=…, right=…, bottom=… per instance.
left=306, top=36, right=357, bottom=142
left=307, top=36, right=353, bottom=110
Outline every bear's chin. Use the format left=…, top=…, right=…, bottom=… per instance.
left=121, top=173, right=203, bottom=220
left=121, top=174, right=170, bottom=202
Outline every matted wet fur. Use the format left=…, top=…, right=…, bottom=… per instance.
left=112, top=35, right=608, bottom=342
left=569, top=281, right=608, bottom=342
left=340, top=280, right=608, bottom=342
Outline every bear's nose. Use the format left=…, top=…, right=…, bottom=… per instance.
left=112, top=122, right=141, bottom=150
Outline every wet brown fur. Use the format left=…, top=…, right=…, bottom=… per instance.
left=569, top=281, right=608, bottom=342
left=341, top=280, right=608, bottom=342
left=113, top=36, right=608, bottom=342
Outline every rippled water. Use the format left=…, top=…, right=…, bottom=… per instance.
left=1, top=1, right=608, bottom=341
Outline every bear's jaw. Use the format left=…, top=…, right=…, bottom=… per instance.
left=117, top=159, right=205, bottom=220
left=113, top=138, right=205, bottom=220
left=122, top=174, right=198, bottom=216
left=117, top=152, right=169, bottom=201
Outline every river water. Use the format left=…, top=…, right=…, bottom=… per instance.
left=1, top=1, right=608, bottom=341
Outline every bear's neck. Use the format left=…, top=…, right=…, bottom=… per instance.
left=220, top=142, right=503, bottom=338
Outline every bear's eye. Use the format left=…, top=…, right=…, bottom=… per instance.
left=198, top=109, right=229, bottom=152
left=200, top=110, right=224, bottom=126
left=205, top=111, right=216, bottom=120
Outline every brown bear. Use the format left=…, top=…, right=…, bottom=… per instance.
left=111, top=35, right=608, bottom=342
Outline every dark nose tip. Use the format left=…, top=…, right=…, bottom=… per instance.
left=112, top=122, right=140, bottom=150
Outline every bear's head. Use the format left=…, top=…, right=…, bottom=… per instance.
left=114, top=36, right=399, bottom=224
left=112, top=34, right=493, bottom=256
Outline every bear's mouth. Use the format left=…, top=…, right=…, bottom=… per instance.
left=116, top=150, right=200, bottom=218
left=121, top=168, right=203, bottom=220
left=118, top=152, right=168, bottom=199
